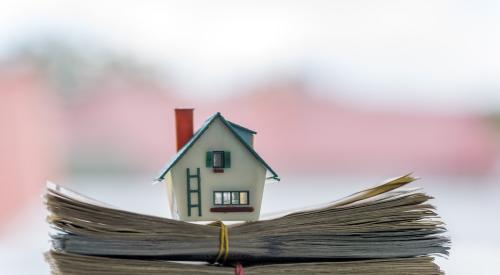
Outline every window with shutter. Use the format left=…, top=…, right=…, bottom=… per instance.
left=213, top=151, right=224, bottom=168
left=207, top=151, right=230, bottom=172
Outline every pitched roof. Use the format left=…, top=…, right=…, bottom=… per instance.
left=156, top=112, right=279, bottom=181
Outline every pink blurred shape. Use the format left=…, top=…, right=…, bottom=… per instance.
left=68, top=76, right=184, bottom=171
left=219, top=84, right=499, bottom=175
left=0, top=65, right=64, bottom=230
left=68, top=79, right=498, bottom=176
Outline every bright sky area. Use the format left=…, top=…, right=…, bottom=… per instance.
left=0, top=0, right=499, bottom=111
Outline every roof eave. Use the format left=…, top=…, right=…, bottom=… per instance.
left=228, top=121, right=257, bottom=134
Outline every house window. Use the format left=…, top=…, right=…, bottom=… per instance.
left=239, top=192, right=248, bottom=204
left=214, top=191, right=249, bottom=205
left=223, top=191, right=231, bottom=205
left=213, top=151, right=224, bottom=168
left=231, top=192, right=239, bottom=204
left=206, top=151, right=231, bottom=172
left=214, top=192, right=222, bottom=205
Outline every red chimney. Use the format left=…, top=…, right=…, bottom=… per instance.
left=175, top=108, right=194, bottom=151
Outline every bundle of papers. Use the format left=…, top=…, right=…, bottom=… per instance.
left=45, top=174, right=449, bottom=274
left=46, top=251, right=443, bottom=275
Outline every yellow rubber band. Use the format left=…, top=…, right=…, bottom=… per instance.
left=209, top=221, right=229, bottom=264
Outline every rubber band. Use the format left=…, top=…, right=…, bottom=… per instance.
left=209, top=221, right=229, bottom=264
left=235, top=263, right=245, bottom=275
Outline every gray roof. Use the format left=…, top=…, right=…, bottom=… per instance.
left=156, top=112, right=279, bottom=181
left=227, top=121, right=257, bottom=134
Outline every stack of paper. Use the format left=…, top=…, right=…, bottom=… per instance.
left=45, top=175, right=449, bottom=274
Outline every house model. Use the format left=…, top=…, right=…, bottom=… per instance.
left=156, top=109, right=279, bottom=221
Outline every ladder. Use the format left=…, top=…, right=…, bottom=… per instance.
left=186, top=167, right=202, bottom=217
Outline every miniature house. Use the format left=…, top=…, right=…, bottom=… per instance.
left=156, top=109, right=279, bottom=221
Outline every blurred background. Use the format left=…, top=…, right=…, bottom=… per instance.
left=1, top=1, right=500, bottom=274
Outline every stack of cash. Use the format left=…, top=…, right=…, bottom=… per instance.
left=45, top=175, right=450, bottom=274
left=46, top=251, right=442, bottom=275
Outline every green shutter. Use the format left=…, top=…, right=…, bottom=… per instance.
left=206, top=151, right=213, bottom=167
left=224, top=151, right=231, bottom=168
